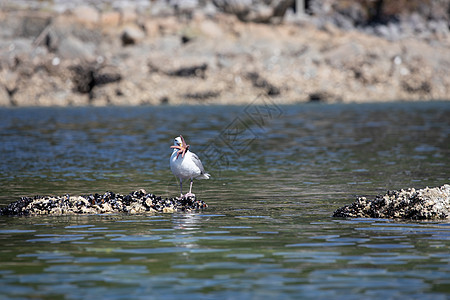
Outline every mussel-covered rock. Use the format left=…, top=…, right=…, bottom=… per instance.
left=0, top=190, right=208, bottom=216
left=333, top=184, right=450, bottom=220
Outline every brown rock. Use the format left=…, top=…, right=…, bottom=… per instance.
left=0, top=86, right=10, bottom=106
left=121, top=25, right=145, bottom=46
left=11, top=68, right=74, bottom=106
left=67, top=93, right=89, bottom=106
left=198, top=19, right=224, bottom=38
left=119, top=7, right=138, bottom=24
left=100, top=11, right=121, bottom=27
left=142, top=20, right=160, bottom=37
left=246, top=72, right=280, bottom=96
left=157, top=17, right=181, bottom=35
left=0, top=69, right=18, bottom=93
left=72, top=5, right=99, bottom=25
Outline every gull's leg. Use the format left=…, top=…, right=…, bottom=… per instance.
left=179, top=179, right=183, bottom=198
left=184, top=179, right=195, bottom=198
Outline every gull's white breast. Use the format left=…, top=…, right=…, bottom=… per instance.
left=170, top=150, right=203, bottom=180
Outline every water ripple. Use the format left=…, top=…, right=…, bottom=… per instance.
left=1, top=103, right=449, bottom=299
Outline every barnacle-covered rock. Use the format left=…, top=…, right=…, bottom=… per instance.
left=333, top=184, right=450, bottom=220
left=0, top=190, right=207, bottom=216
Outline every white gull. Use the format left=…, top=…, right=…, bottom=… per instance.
left=169, top=135, right=210, bottom=198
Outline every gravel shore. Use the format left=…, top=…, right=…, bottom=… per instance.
left=0, top=1, right=449, bottom=106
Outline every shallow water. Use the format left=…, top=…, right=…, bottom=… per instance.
left=0, top=102, right=449, bottom=299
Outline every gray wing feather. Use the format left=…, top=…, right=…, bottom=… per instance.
left=191, top=153, right=206, bottom=173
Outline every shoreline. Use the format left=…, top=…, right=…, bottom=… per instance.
left=1, top=3, right=449, bottom=107
left=0, top=98, right=448, bottom=109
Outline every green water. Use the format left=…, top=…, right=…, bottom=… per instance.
left=0, top=102, right=449, bottom=299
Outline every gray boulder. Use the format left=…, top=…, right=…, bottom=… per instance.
left=121, top=25, right=146, bottom=46
left=213, top=0, right=294, bottom=23
left=58, top=36, right=95, bottom=61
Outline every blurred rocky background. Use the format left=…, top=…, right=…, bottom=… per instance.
left=0, top=0, right=448, bottom=106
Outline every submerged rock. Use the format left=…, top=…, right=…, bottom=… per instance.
left=0, top=190, right=207, bottom=216
left=333, top=184, right=450, bottom=220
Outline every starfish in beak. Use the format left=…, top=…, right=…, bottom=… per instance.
left=170, top=135, right=190, bottom=159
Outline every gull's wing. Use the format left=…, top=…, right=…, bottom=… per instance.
left=191, top=152, right=206, bottom=173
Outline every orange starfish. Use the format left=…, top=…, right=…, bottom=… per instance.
left=170, top=135, right=190, bottom=159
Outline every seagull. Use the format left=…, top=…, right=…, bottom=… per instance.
left=170, top=135, right=210, bottom=198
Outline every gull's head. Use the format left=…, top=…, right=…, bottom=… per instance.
left=173, top=136, right=183, bottom=147
left=171, top=135, right=190, bottom=159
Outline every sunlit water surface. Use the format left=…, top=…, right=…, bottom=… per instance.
left=0, top=102, right=449, bottom=299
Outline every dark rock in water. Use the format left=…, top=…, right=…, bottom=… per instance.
left=333, top=185, right=450, bottom=220
left=0, top=190, right=208, bottom=216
